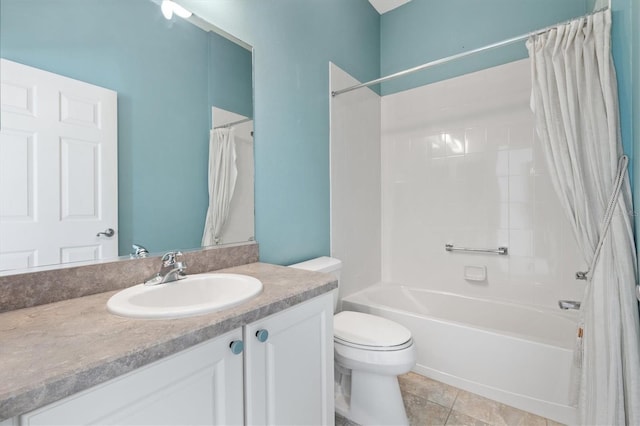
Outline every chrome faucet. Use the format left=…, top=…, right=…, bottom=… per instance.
left=144, top=251, right=187, bottom=286
left=558, top=300, right=581, bottom=310
left=131, top=244, right=149, bottom=258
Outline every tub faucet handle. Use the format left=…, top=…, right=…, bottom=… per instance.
left=558, top=300, right=581, bottom=310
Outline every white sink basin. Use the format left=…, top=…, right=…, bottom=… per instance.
left=107, top=273, right=263, bottom=319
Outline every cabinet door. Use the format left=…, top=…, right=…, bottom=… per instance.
left=245, top=292, right=334, bottom=426
left=20, top=329, right=244, bottom=426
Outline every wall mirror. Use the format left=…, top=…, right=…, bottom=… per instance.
left=0, top=0, right=254, bottom=274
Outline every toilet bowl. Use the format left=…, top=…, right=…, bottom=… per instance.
left=288, top=257, right=417, bottom=426
left=333, top=311, right=416, bottom=425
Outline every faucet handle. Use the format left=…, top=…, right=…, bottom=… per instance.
left=161, top=251, right=183, bottom=265
left=174, top=261, right=187, bottom=275
left=558, top=300, right=581, bottom=310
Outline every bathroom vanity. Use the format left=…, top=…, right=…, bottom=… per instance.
left=0, top=261, right=336, bottom=425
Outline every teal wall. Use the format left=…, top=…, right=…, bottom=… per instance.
left=380, top=0, right=588, bottom=95
left=181, top=0, right=381, bottom=265
left=613, top=0, right=639, bottom=231
left=0, top=0, right=253, bottom=256
left=611, top=0, right=635, bottom=175
left=633, top=0, right=640, bottom=229
left=209, top=33, right=253, bottom=119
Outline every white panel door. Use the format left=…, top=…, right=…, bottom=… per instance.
left=245, top=293, right=335, bottom=426
left=20, top=329, right=245, bottom=426
left=0, top=58, right=117, bottom=270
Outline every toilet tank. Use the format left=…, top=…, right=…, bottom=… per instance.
left=289, top=257, right=342, bottom=311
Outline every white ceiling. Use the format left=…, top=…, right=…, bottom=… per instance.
left=368, top=0, right=412, bottom=14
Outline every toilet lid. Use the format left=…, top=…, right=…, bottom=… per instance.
left=334, top=311, right=412, bottom=347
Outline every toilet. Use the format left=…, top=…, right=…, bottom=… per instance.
left=289, top=257, right=416, bottom=426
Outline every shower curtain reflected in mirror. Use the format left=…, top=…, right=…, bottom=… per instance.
left=202, top=128, right=238, bottom=246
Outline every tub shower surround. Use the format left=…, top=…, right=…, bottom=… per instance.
left=377, top=59, right=584, bottom=422
left=380, top=58, right=584, bottom=308
left=329, top=63, right=382, bottom=303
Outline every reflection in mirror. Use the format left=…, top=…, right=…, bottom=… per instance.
left=207, top=108, right=255, bottom=246
left=0, top=0, right=254, bottom=274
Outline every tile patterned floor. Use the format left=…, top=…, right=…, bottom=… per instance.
left=335, top=372, right=565, bottom=426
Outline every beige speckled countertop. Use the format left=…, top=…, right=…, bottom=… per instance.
left=0, top=262, right=337, bottom=421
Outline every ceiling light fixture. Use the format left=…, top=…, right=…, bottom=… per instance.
left=161, top=0, right=192, bottom=20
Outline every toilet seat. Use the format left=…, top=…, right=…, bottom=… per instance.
left=334, top=336, right=413, bottom=351
left=334, top=311, right=412, bottom=349
left=334, top=335, right=417, bottom=376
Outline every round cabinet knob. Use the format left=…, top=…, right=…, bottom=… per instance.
left=229, top=340, right=244, bottom=355
left=255, top=329, right=269, bottom=342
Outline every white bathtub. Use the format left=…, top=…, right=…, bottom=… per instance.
left=341, top=284, right=579, bottom=424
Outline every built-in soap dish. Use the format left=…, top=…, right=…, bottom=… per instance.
left=464, top=265, right=487, bottom=282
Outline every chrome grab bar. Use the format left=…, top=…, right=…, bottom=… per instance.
left=445, top=244, right=508, bottom=255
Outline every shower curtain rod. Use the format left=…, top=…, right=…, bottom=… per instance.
left=331, top=7, right=609, bottom=97
left=213, top=117, right=253, bottom=129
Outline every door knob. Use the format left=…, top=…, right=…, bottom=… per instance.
left=96, top=228, right=115, bottom=237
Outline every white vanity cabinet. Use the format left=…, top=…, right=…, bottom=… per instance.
left=245, top=292, right=334, bottom=425
left=20, top=328, right=245, bottom=426
left=14, top=292, right=334, bottom=426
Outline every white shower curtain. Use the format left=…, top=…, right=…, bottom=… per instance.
left=202, top=128, right=238, bottom=246
left=527, top=9, right=640, bottom=425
